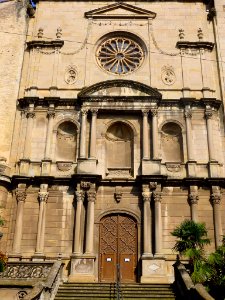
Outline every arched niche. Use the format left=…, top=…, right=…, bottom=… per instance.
left=106, top=121, right=134, bottom=173
left=161, top=122, right=183, bottom=162
left=55, top=121, right=77, bottom=161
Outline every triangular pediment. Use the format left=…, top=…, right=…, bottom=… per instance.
left=78, top=80, right=162, bottom=99
left=85, top=2, right=156, bottom=19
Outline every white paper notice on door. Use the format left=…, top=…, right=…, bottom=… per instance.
left=124, top=258, right=130, bottom=262
left=106, top=258, right=112, bottom=262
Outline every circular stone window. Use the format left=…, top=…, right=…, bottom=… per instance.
left=96, top=34, right=145, bottom=75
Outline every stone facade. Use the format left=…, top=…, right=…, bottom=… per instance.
left=0, top=0, right=225, bottom=285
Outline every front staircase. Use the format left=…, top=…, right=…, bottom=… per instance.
left=54, top=283, right=177, bottom=300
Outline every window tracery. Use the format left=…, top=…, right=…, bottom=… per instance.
left=96, top=35, right=145, bottom=75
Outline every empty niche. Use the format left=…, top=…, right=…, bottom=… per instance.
left=161, top=122, right=183, bottom=162
left=56, top=121, right=77, bottom=161
left=106, top=122, right=133, bottom=169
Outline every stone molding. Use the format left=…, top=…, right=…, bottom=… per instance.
left=84, top=2, right=156, bottom=19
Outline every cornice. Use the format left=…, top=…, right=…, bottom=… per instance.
left=176, top=41, right=214, bottom=51
left=26, top=40, right=64, bottom=49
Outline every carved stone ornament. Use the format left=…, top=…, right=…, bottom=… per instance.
left=75, top=191, right=85, bottom=202
left=80, top=181, right=91, bottom=189
left=56, top=162, right=73, bottom=171
left=114, top=192, right=122, bottom=203
left=153, top=192, right=162, bottom=203
left=0, top=263, right=52, bottom=279
left=15, top=190, right=26, bottom=202
left=165, top=163, right=181, bottom=173
left=184, top=109, right=192, bottom=119
left=161, top=65, right=176, bottom=86
left=142, top=192, right=151, bottom=202
left=17, top=290, right=28, bottom=300
left=87, top=191, right=96, bottom=202
left=65, top=65, right=77, bottom=85
left=211, top=193, right=221, bottom=205
left=188, top=194, right=199, bottom=205
left=38, top=191, right=48, bottom=203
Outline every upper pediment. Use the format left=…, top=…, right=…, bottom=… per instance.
left=78, top=80, right=162, bottom=99
left=84, top=2, right=156, bottom=19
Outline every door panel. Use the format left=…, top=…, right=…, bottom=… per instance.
left=99, top=214, right=137, bottom=283
left=100, top=253, right=116, bottom=282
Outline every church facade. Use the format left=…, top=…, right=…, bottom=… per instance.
left=0, top=0, right=225, bottom=285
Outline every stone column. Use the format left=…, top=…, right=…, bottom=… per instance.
left=184, top=108, right=195, bottom=161
left=211, top=187, right=223, bottom=248
left=142, top=110, right=149, bottom=159
left=89, top=109, right=98, bottom=159
left=205, top=108, right=216, bottom=161
left=142, top=192, right=152, bottom=256
left=85, top=191, right=96, bottom=255
left=151, top=108, right=159, bottom=159
left=188, top=186, right=199, bottom=222
left=44, top=106, right=55, bottom=159
left=153, top=191, right=163, bottom=257
left=35, top=185, right=48, bottom=255
left=73, top=191, right=85, bottom=254
left=12, top=186, right=27, bottom=255
left=80, top=109, right=88, bottom=159
left=23, top=105, right=35, bottom=159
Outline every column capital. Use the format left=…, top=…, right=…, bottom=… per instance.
left=205, top=109, right=213, bottom=120
left=81, top=108, right=88, bottom=115
left=87, top=191, right=96, bottom=203
left=142, top=109, right=149, bottom=116
left=211, top=193, right=221, bottom=205
left=90, top=108, right=98, bottom=115
left=150, top=108, right=158, bottom=117
left=184, top=109, right=192, bottom=119
left=75, top=191, right=85, bottom=202
left=15, top=189, right=27, bottom=203
left=38, top=191, right=49, bottom=203
left=188, top=193, right=199, bottom=205
left=26, top=111, right=35, bottom=118
left=47, top=110, right=55, bottom=119
left=142, top=192, right=151, bottom=202
left=153, top=192, right=162, bottom=203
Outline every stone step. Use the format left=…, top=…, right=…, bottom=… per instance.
left=54, top=283, right=176, bottom=300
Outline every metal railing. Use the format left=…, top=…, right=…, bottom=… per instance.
left=116, top=263, right=123, bottom=300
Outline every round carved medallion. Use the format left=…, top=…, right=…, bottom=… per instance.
left=96, top=36, right=144, bottom=75
left=65, top=65, right=77, bottom=84
left=161, top=65, right=176, bottom=85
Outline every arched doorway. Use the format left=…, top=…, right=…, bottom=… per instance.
left=99, top=213, right=137, bottom=283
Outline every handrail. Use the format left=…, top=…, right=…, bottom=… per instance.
left=173, top=257, right=214, bottom=300
left=116, top=263, right=122, bottom=300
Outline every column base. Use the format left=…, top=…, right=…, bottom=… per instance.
left=141, top=258, right=169, bottom=284
left=8, top=253, right=22, bottom=261
left=32, top=253, right=46, bottom=261
left=69, top=255, right=96, bottom=282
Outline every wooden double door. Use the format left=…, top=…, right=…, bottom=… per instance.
left=99, top=214, right=137, bottom=283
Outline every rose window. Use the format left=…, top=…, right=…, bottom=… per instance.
left=96, top=37, right=144, bottom=75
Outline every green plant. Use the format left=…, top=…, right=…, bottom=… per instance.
left=171, top=220, right=210, bottom=283
left=205, top=236, right=225, bottom=299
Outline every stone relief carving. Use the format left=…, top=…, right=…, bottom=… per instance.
left=161, top=65, right=176, bottom=85
left=0, top=263, right=52, bottom=279
left=165, top=163, right=181, bottom=173
left=56, top=162, right=73, bottom=171
left=74, top=259, right=93, bottom=273
left=65, top=65, right=77, bottom=85
left=17, top=291, right=28, bottom=300
left=114, top=192, right=122, bottom=203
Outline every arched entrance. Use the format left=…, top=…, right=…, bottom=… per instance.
left=99, top=213, right=137, bottom=283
